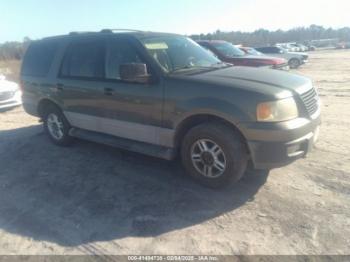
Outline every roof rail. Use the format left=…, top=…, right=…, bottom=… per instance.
left=69, top=31, right=94, bottom=35
left=68, top=29, right=143, bottom=36
left=100, top=29, right=144, bottom=33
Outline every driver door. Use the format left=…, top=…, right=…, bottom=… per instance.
left=98, top=36, right=164, bottom=145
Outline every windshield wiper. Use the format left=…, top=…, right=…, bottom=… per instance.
left=170, top=65, right=211, bottom=73
left=211, top=62, right=232, bottom=67
left=170, top=62, right=232, bottom=74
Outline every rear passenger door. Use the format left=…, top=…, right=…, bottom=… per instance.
left=99, top=36, right=164, bottom=146
left=57, top=37, right=107, bottom=130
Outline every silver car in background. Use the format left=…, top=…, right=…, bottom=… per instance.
left=0, top=75, right=22, bottom=110
left=255, top=46, right=308, bottom=69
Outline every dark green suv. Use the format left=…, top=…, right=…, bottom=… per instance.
left=20, top=29, right=321, bottom=188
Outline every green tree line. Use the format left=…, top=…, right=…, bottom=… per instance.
left=190, top=25, right=350, bottom=46
left=0, top=37, right=31, bottom=60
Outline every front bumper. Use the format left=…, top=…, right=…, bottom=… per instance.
left=0, top=91, right=22, bottom=109
left=239, top=113, right=321, bottom=169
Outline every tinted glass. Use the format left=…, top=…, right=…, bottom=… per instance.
left=246, top=48, right=263, bottom=56
left=61, top=40, right=105, bottom=78
left=106, top=39, right=143, bottom=79
left=200, top=45, right=219, bottom=57
left=22, top=40, right=58, bottom=77
left=257, top=47, right=274, bottom=53
left=212, top=42, right=245, bottom=57
left=141, top=36, right=220, bottom=72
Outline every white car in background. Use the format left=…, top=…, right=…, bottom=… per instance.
left=277, top=43, right=299, bottom=52
left=0, top=75, right=22, bottom=110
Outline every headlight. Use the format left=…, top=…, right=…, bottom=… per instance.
left=257, top=97, right=298, bottom=122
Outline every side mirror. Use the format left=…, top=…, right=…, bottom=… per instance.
left=119, top=63, right=151, bottom=84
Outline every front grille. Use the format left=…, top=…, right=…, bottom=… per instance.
left=300, top=87, right=319, bottom=116
left=0, top=91, right=14, bottom=101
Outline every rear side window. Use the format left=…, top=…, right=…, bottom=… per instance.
left=22, top=41, right=58, bottom=77
left=60, top=40, right=105, bottom=79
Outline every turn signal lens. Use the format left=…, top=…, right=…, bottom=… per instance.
left=257, top=103, right=273, bottom=120
left=257, top=97, right=298, bottom=122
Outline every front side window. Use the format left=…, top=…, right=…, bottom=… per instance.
left=61, top=40, right=105, bottom=78
left=211, top=42, right=245, bottom=57
left=106, top=39, right=143, bottom=80
left=140, top=36, right=221, bottom=73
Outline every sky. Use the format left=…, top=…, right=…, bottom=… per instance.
left=0, top=0, right=349, bottom=43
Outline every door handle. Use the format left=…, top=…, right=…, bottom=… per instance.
left=56, top=83, right=64, bottom=91
left=50, top=83, right=64, bottom=92
left=104, top=87, right=114, bottom=96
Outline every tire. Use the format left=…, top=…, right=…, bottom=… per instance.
left=43, top=105, right=73, bottom=146
left=181, top=122, right=248, bottom=188
left=289, top=58, right=301, bottom=69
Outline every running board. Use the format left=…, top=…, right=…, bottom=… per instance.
left=69, top=128, right=176, bottom=160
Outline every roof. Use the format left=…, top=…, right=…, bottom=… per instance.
left=197, top=40, right=229, bottom=44
left=40, top=29, right=182, bottom=42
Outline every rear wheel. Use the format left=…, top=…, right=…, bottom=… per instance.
left=289, top=58, right=301, bottom=69
left=43, top=105, right=73, bottom=146
left=181, top=122, right=248, bottom=188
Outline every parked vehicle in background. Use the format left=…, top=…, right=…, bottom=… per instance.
left=21, top=30, right=321, bottom=188
left=197, top=40, right=289, bottom=70
left=310, top=38, right=339, bottom=48
left=287, top=43, right=300, bottom=52
left=277, top=43, right=299, bottom=52
left=0, top=74, right=22, bottom=110
left=255, top=46, right=308, bottom=69
left=306, top=45, right=316, bottom=51
left=295, top=43, right=309, bottom=52
left=336, top=42, right=350, bottom=49
left=239, top=47, right=264, bottom=56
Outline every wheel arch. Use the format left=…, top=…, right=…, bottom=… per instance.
left=174, top=113, right=249, bottom=154
left=37, top=98, right=61, bottom=118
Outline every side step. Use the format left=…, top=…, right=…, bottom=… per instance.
left=69, top=128, right=176, bottom=160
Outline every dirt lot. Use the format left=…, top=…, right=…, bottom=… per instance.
left=0, top=50, right=349, bottom=255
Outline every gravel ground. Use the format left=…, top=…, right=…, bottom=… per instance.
left=0, top=50, right=349, bottom=255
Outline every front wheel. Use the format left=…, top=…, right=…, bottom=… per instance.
left=181, top=122, right=248, bottom=188
left=289, top=58, right=301, bottom=69
left=43, top=106, right=73, bottom=146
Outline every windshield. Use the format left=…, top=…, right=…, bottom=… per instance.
left=140, top=35, right=222, bottom=73
left=212, top=42, right=246, bottom=57
left=246, top=48, right=263, bottom=56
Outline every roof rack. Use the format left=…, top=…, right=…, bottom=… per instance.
left=69, top=31, right=95, bottom=35
left=68, top=29, right=144, bottom=36
left=100, top=29, right=144, bottom=33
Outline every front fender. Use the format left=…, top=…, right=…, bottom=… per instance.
left=173, top=97, right=253, bottom=128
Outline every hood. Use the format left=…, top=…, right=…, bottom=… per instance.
left=0, top=79, right=19, bottom=92
left=244, top=55, right=286, bottom=64
left=225, top=55, right=287, bottom=65
left=176, top=66, right=312, bottom=98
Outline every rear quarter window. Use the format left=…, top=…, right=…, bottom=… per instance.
left=21, top=40, right=58, bottom=77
